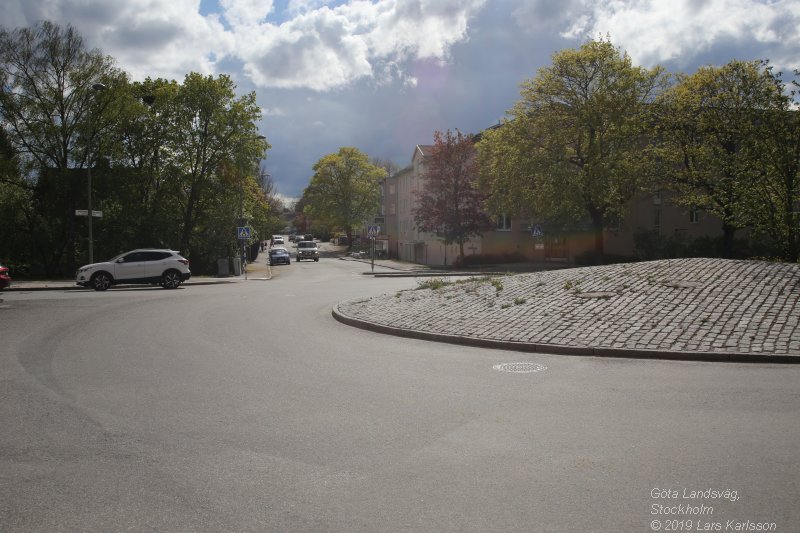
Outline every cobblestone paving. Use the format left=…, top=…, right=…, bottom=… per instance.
left=336, top=258, right=800, bottom=359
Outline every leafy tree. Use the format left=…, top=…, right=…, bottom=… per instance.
left=654, top=60, right=785, bottom=258
left=0, top=21, right=126, bottom=274
left=478, top=38, right=667, bottom=259
left=739, top=65, right=800, bottom=262
left=413, top=129, right=493, bottom=265
left=304, top=147, right=386, bottom=248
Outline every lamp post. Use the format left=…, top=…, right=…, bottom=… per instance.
left=87, top=82, right=107, bottom=264
left=239, top=135, right=267, bottom=279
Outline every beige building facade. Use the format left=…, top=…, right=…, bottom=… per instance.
left=382, top=144, right=723, bottom=266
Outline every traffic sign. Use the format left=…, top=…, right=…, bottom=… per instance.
left=367, top=225, right=380, bottom=237
left=531, top=224, right=544, bottom=238
left=237, top=226, right=251, bottom=239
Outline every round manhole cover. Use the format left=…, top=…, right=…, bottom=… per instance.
left=493, top=362, right=547, bottom=373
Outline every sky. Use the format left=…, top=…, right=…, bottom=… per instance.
left=4, top=0, right=800, bottom=204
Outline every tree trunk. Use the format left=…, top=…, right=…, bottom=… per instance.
left=590, top=210, right=605, bottom=262
left=721, top=223, right=737, bottom=258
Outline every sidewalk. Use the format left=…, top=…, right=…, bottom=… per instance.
left=2, top=252, right=273, bottom=291
left=334, top=258, right=800, bottom=363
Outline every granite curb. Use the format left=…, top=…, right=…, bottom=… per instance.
left=331, top=304, right=798, bottom=364
left=333, top=258, right=800, bottom=364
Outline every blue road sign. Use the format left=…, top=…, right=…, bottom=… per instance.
left=367, top=225, right=380, bottom=237
left=531, top=224, right=544, bottom=238
left=237, top=226, right=251, bottom=239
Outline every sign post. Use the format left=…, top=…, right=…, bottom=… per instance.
left=531, top=224, right=545, bottom=252
left=367, top=225, right=380, bottom=272
left=237, top=226, right=252, bottom=279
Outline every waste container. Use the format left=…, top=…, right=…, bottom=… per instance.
left=231, top=257, right=242, bottom=276
left=217, top=258, right=230, bottom=276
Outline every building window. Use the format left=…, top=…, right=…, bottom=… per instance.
left=389, top=184, right=395, bottom=195
left=496, top=214, right=511, bottom=231
left=653, top=206, right=662, bottom=229
left=653, top=191, right=662, bottom=205
left=689, top=206, right=700, bottom=224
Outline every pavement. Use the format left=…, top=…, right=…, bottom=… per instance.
left=334, top=257, right=800, bottom=364
left=5, top=254, right=798, bottom=363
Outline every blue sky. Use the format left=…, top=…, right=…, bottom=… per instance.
left=4, top=0, right=800, bottom=204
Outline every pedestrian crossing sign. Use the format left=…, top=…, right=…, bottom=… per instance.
left=531, top=225, right=544, bottom=238
left=237, top=226, right=251, bottom=239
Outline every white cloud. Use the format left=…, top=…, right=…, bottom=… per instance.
left=2, top=0, right=235, bottom=82
left=231, top=0, right=487, bottom=91
left=220, top=0, right=274, bottom=28
left=3, top=0, right=487, bottom=91
left=557, top=0, right=800, bottom=70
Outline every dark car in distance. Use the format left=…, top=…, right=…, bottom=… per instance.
left=268, top=247, right=291, bottom=266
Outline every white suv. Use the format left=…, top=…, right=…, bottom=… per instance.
left=76, top=249, right=191, bottom=291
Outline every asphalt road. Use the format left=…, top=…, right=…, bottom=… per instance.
left=1, top=257, right=799, bottom=532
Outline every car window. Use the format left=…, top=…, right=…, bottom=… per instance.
left=142, top=251, right=170, bottom=261
left=122, top=252, right=146, bottom=262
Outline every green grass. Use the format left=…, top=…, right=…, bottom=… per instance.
left=416, top=278, right=450, bottom=290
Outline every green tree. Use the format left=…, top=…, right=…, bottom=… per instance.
left=478, top=38, right=667, bottom=259
left=413, top=129, right=493, bottom=265
left=304, top=147, right=386, bottom=248
left=0, top=21, right=126, bottom=274
left=654, top=60, right=785, bottom=258
left=748, top=67, right=800, bottom=262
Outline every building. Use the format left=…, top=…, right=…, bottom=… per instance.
left=382, top=142, right=724, bottom=266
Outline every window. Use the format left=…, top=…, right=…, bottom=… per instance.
left=496, top=214, right=511, bottom=231
left=689, top=206, right=700, bottom=224
left=123, top=252, right=146, bottom=262
left=653, top=206, right=662, bottom=229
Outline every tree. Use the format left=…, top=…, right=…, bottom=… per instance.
left=413, top=129, right=493, bottom=265
left=477, top=38, right=667, bottom=259
left=304, top=147, right=386, bottom=248
left=654, top=60, right=786, bottom=258
left=747, top=67, right=800, bottom=262
left=0, top=21, right=126, bottom=274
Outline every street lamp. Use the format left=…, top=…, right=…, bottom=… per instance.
left=239, top=135, right=267, bottom=279
left=87, top=82, right=107, bottom=264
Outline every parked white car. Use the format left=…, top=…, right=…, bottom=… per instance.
left=76, top=249, right=191, bottom=291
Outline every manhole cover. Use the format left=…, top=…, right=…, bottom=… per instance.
left=493, top=362, right=547, bottom=373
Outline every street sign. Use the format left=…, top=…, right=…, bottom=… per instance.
left=367, top=225, right=380, bottom=237
left=75, top=210, right=103, bottom=217
left=531, top=224, right=544, bottom=238
left=237, top=226, right=251, bottom=239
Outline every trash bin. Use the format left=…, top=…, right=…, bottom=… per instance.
left=231, top=257, right=242, bottom=276
left=217, top=258, right=230, bottom=276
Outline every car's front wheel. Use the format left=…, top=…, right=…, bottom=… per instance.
left=91, top=272, right=112, bottom=291
left=161, top=270, right=182, bottom=289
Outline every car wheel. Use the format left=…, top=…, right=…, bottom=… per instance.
left=314, top=258, right=319, bottom=262
left=161, top=270, right=182, bottom=289
left=91, top=272, right=112, bottom=291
